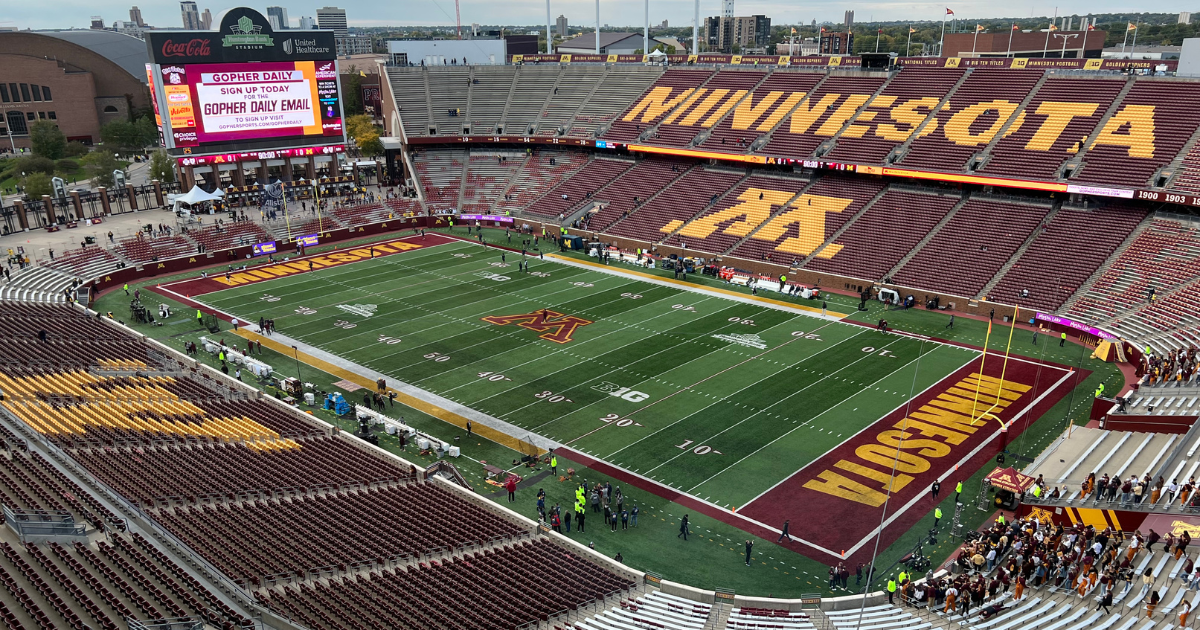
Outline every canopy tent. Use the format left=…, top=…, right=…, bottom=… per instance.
left=171, top=185, right=225, bottom=214
left=984, top=467, right=1036, bottom=494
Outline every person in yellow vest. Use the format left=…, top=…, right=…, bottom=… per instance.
left=550, top=454, right=557, bottom=476
left=996, top=513, right=1006, bottom=526
left=1032, top=484, right=1042, bottom=500
left=934, top=507, right=943, bottom=528
left=196, top=309, right=203, bottom=323
left=1095, top=383, right=1105, bottom=398
left=1060, top=332, right=1067, bottom=347
left=887, top=577, right=897, bottom=604
left=898, top=570, right=907, bottom=585
left=955, top=480, right=963, bottom=503
left=123, top=283, right=130, bottom=295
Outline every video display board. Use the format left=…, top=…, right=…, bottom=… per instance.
left=159, top=61, right=342, bottom=149
left=146, top=7, right=345, bottom=157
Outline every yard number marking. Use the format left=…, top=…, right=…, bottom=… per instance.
left=671, top=304, right=697, bottom=312
left=333, top=320, right=357, bottom=329
left=675, top=440, right=723, bottom=455
left=728, top=317, right=755, bottom=326
left=620, top=292, right=643, bottom=299
left=295, top=306, right=317, bottom=315
left=260, top=294, right=281, bottom=302
left=791, top=330, right=823, bottom=341
left=534, top=390, right=574, bottom=403
left=477, top=372, right=512, bottom=382
left=378, top=335, right=402, bottom=345
left=861, top=347, right=895, bottom=357
left=600, top=413, right=643, bottom=428
left=423, top=352, right=451, bottom=362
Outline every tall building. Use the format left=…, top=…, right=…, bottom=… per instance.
left=1181, top=11, right=1193, bottom=24
left=660, top=19, right=668, bottom=28
left=201, top=8, right=211, bottom=29
left=820, top=30, right=853, bottom=55
left=722, top=0, right=734, bottom=18
left=843, top=10, right=854, bottom=31
left=129, top=6, right=145, bottom=27
left=298, top=16, right=316, bottom=30
left=316, top=6, right=348, bottom=37
left=335, top=34, right=372, bottom=55
left=180, top=1, right=201, bottom=29
left=556, top=15, right=568, bottom=38
left=266, top=6, right=289, bottom=30
left=703, top=15, right=770, bottom=52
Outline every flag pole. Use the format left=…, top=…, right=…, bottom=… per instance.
left=1122, top=22, right=1130, bottom=53
left=1007, top=23, right=1015, bottom=57
left=939, top=12, right=947, bottom=56
left=1131, top=18, right=1141, bottom=50
left=972, top=25, right=979, bottom=55
left=1043, top=7, right=1057, bottom=58
left=907, top=26, right=912, bottom=56
left=876, top=28, right=881, bottom=52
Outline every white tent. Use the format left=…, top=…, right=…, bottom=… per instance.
left=172, top=185, right=225, bottom=214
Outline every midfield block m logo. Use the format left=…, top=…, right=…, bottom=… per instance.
left=482, top=310, right=593, bottom=344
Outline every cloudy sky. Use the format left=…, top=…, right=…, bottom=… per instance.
left=7, top=0, right=1192, bottom=31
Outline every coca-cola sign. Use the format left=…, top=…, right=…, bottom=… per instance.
left=160, top=38, right=212, bottom=58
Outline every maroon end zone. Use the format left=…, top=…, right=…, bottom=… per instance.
left=564, top=352, right=1085, bottom=566
left=151, top=233, right=455, bottom=298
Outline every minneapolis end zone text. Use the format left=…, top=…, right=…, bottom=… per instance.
left=178, top=239, right=1070, bottom=559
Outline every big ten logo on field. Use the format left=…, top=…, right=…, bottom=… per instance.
left=624, top=83, right=1160, bottom=158
left=802, top=373, right=1031, bottom=507
left=591, top=381, right=651, bottom=403
left=481, top=309, right=593, bottom=344
left=661, top=188, right=853, bottom=259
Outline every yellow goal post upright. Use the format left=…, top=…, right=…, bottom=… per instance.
left=969, top=305, right=1021, bottom=430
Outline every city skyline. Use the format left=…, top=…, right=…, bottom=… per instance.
left=4, top=0, right=1197, bottom=31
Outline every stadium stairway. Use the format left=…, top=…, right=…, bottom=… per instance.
left=886, top=69, right=973, bottom=166
left=800, top=185, right=893, bottom=266
left=882, top=191, right=970, bottom=280
left=969, top=71, right=1054, bottom=172
left=975, top=200, right=1061, bottom=300
left=1054, top=213, right=1156, bottom=318
left=0, top=266, right=73, bottom=304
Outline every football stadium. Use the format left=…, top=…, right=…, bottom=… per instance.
left=4, top=6, right=1200, bottom=630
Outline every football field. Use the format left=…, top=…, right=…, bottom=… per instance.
left=160, top=234, right=1076, bottom=563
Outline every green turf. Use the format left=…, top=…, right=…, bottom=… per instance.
left=92, top=226, right=1124, bottom=597
left=192, top=239, right=979, bottom=511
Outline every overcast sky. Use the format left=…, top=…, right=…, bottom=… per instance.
left=8, top=0, right=1194, bottom=31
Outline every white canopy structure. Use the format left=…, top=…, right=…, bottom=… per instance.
left=171, top=185, right=225, bottom=214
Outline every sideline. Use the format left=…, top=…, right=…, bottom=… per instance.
left=230, top=327, right=550, bottom=457
left=545, top=252, right=850, bottom=321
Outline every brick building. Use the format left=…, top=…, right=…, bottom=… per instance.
left=0, top=31, right=149, bottom=151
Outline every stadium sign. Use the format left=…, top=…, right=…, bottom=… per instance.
left=147, top=8, right=336, bottom=64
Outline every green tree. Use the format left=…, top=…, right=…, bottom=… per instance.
left=20, top=172, right=52, bottom=199
left=342, top=65, right=363, bottom=116
left=14, top=155, right=55, bottom=177
left=344, top=114, right=376, bottom=141
left=100, top=116, right=158, bottom=154
left=358, top=131, right=383, bottom=157
left=148, top=149, right=176, bottom=184
left=29, top=121, right=67, bottom=160
left=81, top=151, right=119, bottom=188
left=63, top=141, right=89, bottom=158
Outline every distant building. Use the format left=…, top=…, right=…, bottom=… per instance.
left=844, top=11, right=854, bottom=31
left=336, top=34, right=373, bottom=56
left=777, top=39, right=818, bottom=56
left=180, top=2, right=201, bottom=30
left=1182, top=11, right=1193, bottom=25
left=660, top=20, right=668, bottom=28
left=201, top=8, right=211, bottom=29
left=299, top=16, right=316, bottom=30
left=317, top=6, right=348, bottom=37
left=556, top=15, right=568, bottom=38
left=943, top=29, right=1105, bottom=58
left=267, top=6, right=290, bottom=30
left=1102, top=45, right=1181, bottom=60
left=556, top=32, right=663, bottom=54
left=704, top=15, right=770, bottom=53
left=656, top=36, right=686, bottom=54
left=0, top=31, right=150, bottom=151
left=129, top=6, right=145, bottom=27
left=112, top=20, right=147, bottom=38
left=819, top=31, right=853, bottom=55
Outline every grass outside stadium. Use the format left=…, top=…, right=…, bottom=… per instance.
left=93, top=225, right=1120, bottom=598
